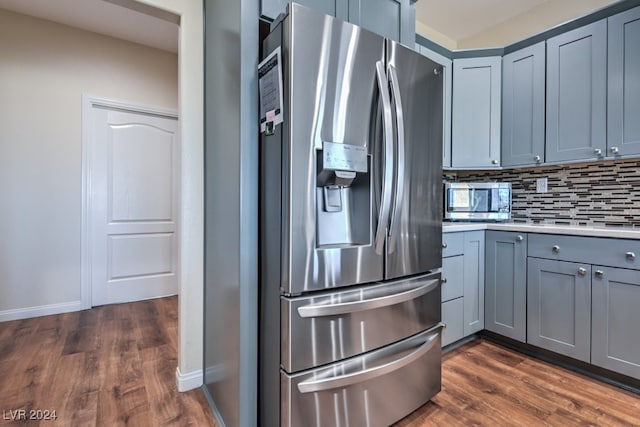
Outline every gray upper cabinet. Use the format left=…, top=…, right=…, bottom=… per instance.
left=591, top=266, right=640, bottom=380
left=485, top=231, right=527, bottom=342
left=261, top=0, right=348, bottom=21
left=417, top=44, right=452, bottom=168
left=501, top=42, right=546, bottom=167
left=546, top=20, right=607, bottom=163
left=452, top=57, right=502, bottom=169
left=463, top=231, right=485, bottom=335
left=527, top=257, right=591, bottom=363
left=608, top=6, right=640, bottom=158
left=349, top=0, right=415, bottom=45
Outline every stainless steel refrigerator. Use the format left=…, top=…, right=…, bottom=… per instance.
left=259, top=3, right=443, bottom=426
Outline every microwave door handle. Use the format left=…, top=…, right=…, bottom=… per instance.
left=374, top=61, right=394, bottom=255
left=387, top=65, right=405, bottom=254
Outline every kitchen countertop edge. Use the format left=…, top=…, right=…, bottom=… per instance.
left=442, top=222, right=640, bottom=240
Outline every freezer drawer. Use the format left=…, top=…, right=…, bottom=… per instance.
left=281, top=325, right=443, bottom=427
left=282, top=272, right=441, bottom=372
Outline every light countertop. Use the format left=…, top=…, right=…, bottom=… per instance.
left=443, top=222, right=640, bottom=240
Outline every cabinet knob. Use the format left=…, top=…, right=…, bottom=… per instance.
left=491, top=159, right=499, bottom=165
left=577, top=267, right=586, bottom=276
left=534, top=155, right=541, bottom=162
left=552, top=245, right=560, bottom=253
left=442, top=322, right=448, bottom=329
left=442, top=242, right=447, bottom=248
left=516, top=235, right=524, bottom=242
left=626, top=252, right=636, bottom=260
left=441, top=278, right=447, bottom=284
left=594, top=148, right=602, bottom=156
left=610, top=146, right=619, bottom=154
left=595, top=270, right=604, bottom=278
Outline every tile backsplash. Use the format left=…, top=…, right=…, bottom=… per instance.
left=444, top=159, right=640, bottom=227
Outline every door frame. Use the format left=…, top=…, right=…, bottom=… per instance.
left=81, top=95, right=179, bottom=309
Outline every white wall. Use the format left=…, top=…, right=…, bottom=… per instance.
left=134, top=0, right=204, bottom=392
left=0, top=9, right=178, bottom=316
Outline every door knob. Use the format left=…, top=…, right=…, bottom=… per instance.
left=595, top=270, right=604, bottom=278
left=594, top=148, right=602, bottom=156
left=577, top=267, right=586, bottom=276
left=552, top=245, right=560, bottom=253
left=516, top=235, right=524, bottom=242
left=534, top=155, right=541, bottom=162
left=610, top=146, right=619, bottom=154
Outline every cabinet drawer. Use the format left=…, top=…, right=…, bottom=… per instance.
left=442, top=232, right=464, bottom=257
left=528, top=233, right=640, bottom=270
left=442, top=255, right=464, bottom=302
left=442, top=298, right=464, bottom=347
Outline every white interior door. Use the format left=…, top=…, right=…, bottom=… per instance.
left=89, top=103, right=179, bottom=306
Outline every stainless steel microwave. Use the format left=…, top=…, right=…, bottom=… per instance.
left=444, top=182, right=511, bottom=221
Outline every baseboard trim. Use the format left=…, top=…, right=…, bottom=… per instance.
left=176, top=367, right=203, bottom=392
left=0, top=300, right=83, bottom=322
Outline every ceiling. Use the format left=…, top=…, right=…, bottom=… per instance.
left=0, top=0, right=178, bottom=53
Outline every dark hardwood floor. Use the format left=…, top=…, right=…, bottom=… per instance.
left=397, top=339, right=640, bottom=426
left=0, top=297, right=216, bottom=426
left=2, top=298, right=639, bottom=426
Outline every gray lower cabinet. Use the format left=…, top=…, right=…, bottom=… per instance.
left=546, top=20, right=607, bottom=163
left=501, top=42, right=546, bottom=167
left=442, top=298, right=464, bottom=347
left=463, top=231, right=485, bottom=335
left=451, top=57, right=502, bottom=169
left=527, top=257, right=591, bottom=363
left=591, top=266, right=640, bottom=380
left=485, top=231, right=527, bottom=342
left=260, top=0, right=415, bottom=45
left=608, top=6, right=640, bottom=158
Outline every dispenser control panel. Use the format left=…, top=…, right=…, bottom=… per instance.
left=322, top=141, right=367, bottom=173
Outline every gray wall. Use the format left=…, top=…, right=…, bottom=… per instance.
left=446, top=159, right=640, bottom=226
left=203, top=0, right=259, bottom=425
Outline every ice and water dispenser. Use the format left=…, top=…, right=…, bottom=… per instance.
left=316, top=141, right=371, bottom=248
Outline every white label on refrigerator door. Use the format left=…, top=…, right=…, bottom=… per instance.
left=258, top=46, right=284, bottom=133
left=323, top=141, right=368, bottom=173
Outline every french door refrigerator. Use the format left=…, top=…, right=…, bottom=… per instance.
left=259, top=3, right=443, bottom=426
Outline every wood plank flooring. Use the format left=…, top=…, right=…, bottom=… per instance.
left=0, top=297, right=216, bottom=426
left=3, top=298, right=639, bottom=426
left=396, top=339, right=640, bottom=427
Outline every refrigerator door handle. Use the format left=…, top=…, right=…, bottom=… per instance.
left=297, top=277, right=439, bottom=318
left=374, top=60, right=394, bottom=255
left=387, top=64, right=406, bottom=254
left=297, top=325, right=442, bottom=393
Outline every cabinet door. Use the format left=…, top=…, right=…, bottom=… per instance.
left=608, top=6, right=640, bottom=158
left=502, top=42, right=546, bottom=167
left=261, top=0, right=347, bottom=21
left=417, top=45, right=452, bottom=168
left=452, top=57, right=502, bottom=168
left=592, top=266, right=640, bottom=380
left=546, top=20, right=607, bottom=163
left=485, top=231, right=527, bottom=342
left=463, top=231, right=485, bottom=335
left=442, top=255, right=464, bottom=302
left=527, top=258, right=591, bottom=362
left=349, top=0, right=414, bottom=45
left=442, top=297, right=464, bottom=347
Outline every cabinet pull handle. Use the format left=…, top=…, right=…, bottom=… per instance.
left=594, top=148, right=602, bottom=156
left=491, top=159, right=499, bottom=165
left=441, top=278, right=447, bottom=284
left=577, top=267, right=586, bottom=276
left=442, top=242, right=447, bottom=248
left=533, top=155, right=541, bottom=162
left=595, top=270, right=604, bottom=278
left=552, top=245, right=560, bottom=253
left=610, top=147, right=619, bottom=154
left=516, top=235, right=523, bottom=242
left=626, top=252, right=635, bottom=260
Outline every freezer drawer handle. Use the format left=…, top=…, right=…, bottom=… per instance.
left=297, top=278, right=439, bottom=318
left=297, top=325, right=442, bottom=393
